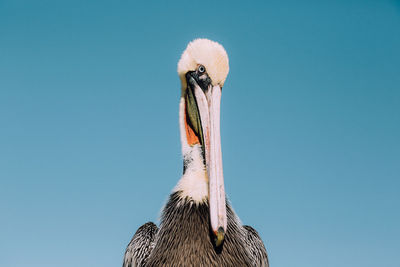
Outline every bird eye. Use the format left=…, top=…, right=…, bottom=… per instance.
left=198, top=65, right=206, bottom=74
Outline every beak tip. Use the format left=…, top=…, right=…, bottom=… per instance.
left=214, top=227, right=225, bottom=247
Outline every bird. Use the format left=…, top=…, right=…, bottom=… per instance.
left=123, top=39, right=269, bottom=267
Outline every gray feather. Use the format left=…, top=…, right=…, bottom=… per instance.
left=145, top=192, right=268, bottom=266
left=244, top=225, right=269, bottom=267
left=123, top=222, right=158, bottom=267
left=123, top=193, right=269, bottom=266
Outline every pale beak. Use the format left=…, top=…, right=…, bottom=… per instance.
left=187, top=75, right=226, bottom=247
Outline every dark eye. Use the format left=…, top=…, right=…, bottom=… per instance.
left=198, top=65, right=206, bottom=74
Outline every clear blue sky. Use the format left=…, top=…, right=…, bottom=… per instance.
left=1, top=1, right=399, bottom=266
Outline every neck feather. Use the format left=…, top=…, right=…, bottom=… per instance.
left=173, top=97, right=208, bottom=203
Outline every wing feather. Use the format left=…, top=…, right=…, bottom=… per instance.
left=243, top=225, right=269, bottom=267
left=123, top=222, right=158, bottom=267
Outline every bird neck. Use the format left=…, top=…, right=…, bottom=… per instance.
left=173, top=97, right=208, bottom=203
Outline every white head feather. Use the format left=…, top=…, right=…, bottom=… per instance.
left=178, top=39, right=229, bottom=88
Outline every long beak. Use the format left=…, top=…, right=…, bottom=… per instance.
left=187, top=76, right=226, bottom=247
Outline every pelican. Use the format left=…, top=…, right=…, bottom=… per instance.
left=123, top=39, right=269, bottom=267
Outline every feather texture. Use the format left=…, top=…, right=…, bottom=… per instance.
left=123, top=193, right=269, bottom=267
left=123, top=222, right=158, bottom=267
left=244, top=225, right=270, bottom=267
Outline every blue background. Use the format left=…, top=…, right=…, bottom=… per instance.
left=1, top=1, right=399, bottom=266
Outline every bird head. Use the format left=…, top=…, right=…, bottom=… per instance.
left=178, top=38, right=229, bottom=90
left=178, top=39, right=229, bottom=247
